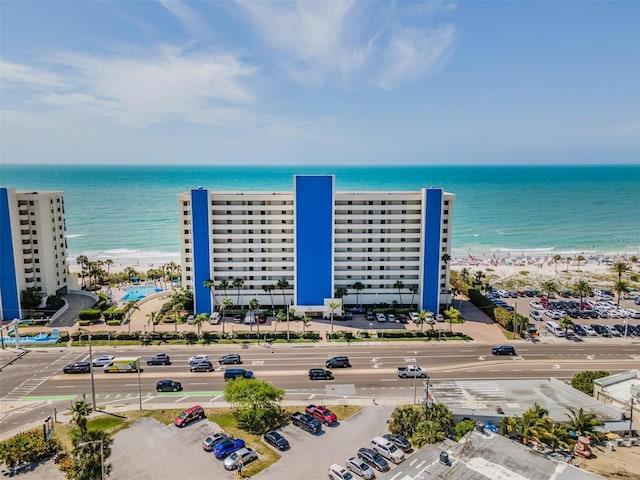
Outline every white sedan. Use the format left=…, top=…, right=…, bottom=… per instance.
left=188, top=354, right=209, bottom=365
left=529, top=301, right=543, bottom=310
left=92, top=355, right=115, bottom=367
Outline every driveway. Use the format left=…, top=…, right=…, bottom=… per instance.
left=48, top=293, right=96, bottom=328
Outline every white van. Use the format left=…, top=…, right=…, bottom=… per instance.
left=209, top=312, right=221, bottom=325
left=545, top=321, right=564, bottom=337
left=371, top=436, right=405, bottom=464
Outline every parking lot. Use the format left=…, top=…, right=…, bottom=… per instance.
left=109, top=405, right=396, bottom=480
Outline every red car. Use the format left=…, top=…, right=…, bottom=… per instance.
left=258, top=312, right=267, bottom=323
left=305, top=404, right=337, bottom=425
left=174, top=405, right=205, bottom=427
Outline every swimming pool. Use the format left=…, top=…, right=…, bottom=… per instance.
left=120, top=285, right=162, bottom=302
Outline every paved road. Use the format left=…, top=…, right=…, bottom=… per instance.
left=48, top=293, right=95, bottom=328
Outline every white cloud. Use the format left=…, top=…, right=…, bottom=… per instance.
left=157, top=0, right=213, bottom=40
left=0, top=61, right=68, bottom=89
left=373, top=24, right=456, bottom=89
left=236, top=1, right=456, bottom=89
left=6, top=46, right=261, bottom=127
left=237, top=0, right=368, bottom=85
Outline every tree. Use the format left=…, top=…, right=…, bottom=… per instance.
left=70, top=394, right=92, bottom=439
left=104, top=259, right=113, bottom=275
left=559, top=316, right=574, bottom=337
left=77, top=255, right=89, bottom=289
left=335, top=287, right=348, bottom=301
left=443, top=307, right=463, bottom=333
left=224, top=378, right=286, bottom=434
left=612, top=261, right=629, bottom=283
left=20, top=287, right=42, bottom=312
left=575, top=255, right=585, bottom=270
left=193, top=313, right=208, bottom=337
left=263, top=284, right=275, bottom=311
left=301, top=314, right=311, bottom=334
left=540, top=279, right=558, bottom=309
left=455, top=419, right=477, bottom=440
left=203, top=279, right=218, bottom=308
left=544, top=423, right=572, bottom=452
left=409, top=286, right=419, bottom=309
left=277, top=278, right=290, bottom=307
left=572, top=280, right=591, bottom=310
left=352, top=282, right=364, bottom=308
left=571, top=370, right=609, bottom=396
left=393, top=280, right=405, bottom=307
left=553, top=254, right=562, bottom=274
left=328, top=300, right=340, bottom=334
left=123, top=266, right=137, bottom=283
left=220, top=297, right=234, bottom=335
left=612, top=280, right=629, bottom=307
left=70, top=430, right=112, bottom=480
left=388, top=405, right=423, bottom=438
left=249, top=297, right=260, bottom=335
left=275, top=309, right=286, bottom=332
left=417, top=310, right=434, bottom=332
left=219, top=279, right=230, bottom=299
left=146, top=310, right=158, bottom=333
left=232, top=277, right=245, bottom=308
left=566, top=407, right=603, bottom=440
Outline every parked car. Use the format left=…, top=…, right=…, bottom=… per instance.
left=383, top=434, right=412, bottom=452
left=530, top=310, right=543, bottom=321
left=606, top=325, right=621, bottom=337
left=190, top=361, right=214, bottom=372
left=626, top=324, right=640, bottom=336
left=263, top=431, right=290, bottom=451
left=202, top=433, right=231, bottom=451
left=572, top=324, right=587, bottom=336
left=188, top=354, right=209, bottom=365
left=345, top=456, right=376, bottom=480
left=435, top=313, right=444, bottom=322
left=582, top=324, right=597, bottom=336
left=147, top=353, right=171, bottom=365
left=491, top=345, right=516, bottom=356
left=308, top=368, right=334, bottom=380
left=357, top=448, right=389, bottom=472
left=155, top=379, right=182, bottom=392
left=214, top=438, right=246, bottom=459
left=305, top=404, right=338, bottom=425
left=223, top=447, right=257, bottom=470
left=92, top=355, right=115, bottom=367
left=174, top=405, right=205, bottom=427
left=218, top=354, right=242, bottom=365
left=328, top=464, right=354, bottom=480
left=63, top=362, right=91, bottom=374
left=591, top=324, right=610, bottom=336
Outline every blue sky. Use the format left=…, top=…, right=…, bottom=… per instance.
left=1, top=1, right=638, bottom=165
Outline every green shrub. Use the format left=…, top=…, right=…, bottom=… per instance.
left=78, top=309, right=102, bottom=320
left=106, top=320, right=122, bottom=326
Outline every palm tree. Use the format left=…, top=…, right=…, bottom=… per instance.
left=613, top=280, right=630, bottom=307
left=301, top=314, right=311, bottom=335
left=418, top=310, right=434, bottom=332
left=394, top=280, right=405, bottom=308
left=541, top=279, right=558, bottom=309
left=219, top=279, right=230, bottom=299
left=388, top=405, right=423, bottom=438
left=425, top=402, right=455, bottom=436
left=275, top=309, right=286, bottom=332
left=263, top=284, right=275, bottom=312
left=560, top=316, right=574, bottom=338
left=499, top=416, right=520, bottom=440
left=566, top=407, right=603, bottom=440
left=249, top=297, right=260, bottom=335
left=277, top=278, right=290, bottom=307
left=146, top=310, right=158, bottom=333
left=572, top=279, right=591, bottom=310
left=460, top=268, right=471, bottom=285
left=105, top=258, right=113, bottom=276
left=335, top=287, right=348, bottom=302
left=203, top=279, right=218, bottom=308
left=473, top=271, right=486, bottom=289
left=76, top=255, right=89, bottom=289
left=232, top=277, right=245, bottom=308
left=70, top=394, right=92, bottom=439
left=220, top=297, right=234, bottom=335
left=612, top=261, right=629, bottom=283
left=193, top=313, right=208, bottom=337
left=72, top=429, right=112, bottom=480
left=444, top=306, right=462, bottom=333
left=328, top=300, right=340, bottom=334
left=575, top=255, right=585, bottom=270
left=544, top=423, right=571, bottom=452
left=123, top=266, right=136, bottom=283
left=553, top=254, right=562, bottom=274
left=352, top=282, right=364, bottom=309
left=518, top=409, right=550, bottom=444
left=409, top=286, right=419, bottom=309
left=565, top=256, right=572, bottom=272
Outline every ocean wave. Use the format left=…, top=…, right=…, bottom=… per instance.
left=67, top=249, right=181, bottom=266
left=65, top=234, right=86, bottom=238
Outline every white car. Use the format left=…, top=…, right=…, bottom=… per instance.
left=529, top=310, right=543, bottom=320
left=188, top=354, right=209, bottom=365
left=328, top=464, right=354, bottom=480
left=628, top=309, right=640, bottom=319
left=582, top=325, right=597, bottom=336
left=435, top=313, right=444, bottom=322
left=409, top=312, right=419, bottom=322
left=529, top=301, right=543, bottom=310
left=387, top=314, right=395, bottom=323
left=345, top=456, right=375, bottom=480
left=92, top=355, right=115, bottom=367
left=545, top=310, right=561, bottom=320
left=223, top=447, right=257, bottom=470
left=606, top=326, right=621, bottom=337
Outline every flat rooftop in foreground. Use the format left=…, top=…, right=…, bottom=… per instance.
left=430, top=378, right=624, bottom=422
left=381, top=430, right=603, bottom=480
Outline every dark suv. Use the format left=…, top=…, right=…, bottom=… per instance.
left=357, top=447, right=390, bottom=472
left=218, top=354, right=242, bottom=365
left=309, top=368, right=334, bottom=380
left=63, top=362, right=91, bottom=374
left=147, top=353, right=171, bottom=365
left=325, top=356, right=351, bottom=368
left=491, top=345, right=516, bottom=356
left=156, top=380, right=182, bottom=392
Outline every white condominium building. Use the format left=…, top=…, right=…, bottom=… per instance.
left=0, top=188, right=69, bottom=320
left=178, top=175, right=454, bottom=316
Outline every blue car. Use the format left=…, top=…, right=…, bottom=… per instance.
left=214, top=438, right=245, bottom=459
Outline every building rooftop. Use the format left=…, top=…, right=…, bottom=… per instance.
left=594, top=370, right=640, bottom=404
left=381, top=430, right=603, bottom=480
left=429, top=378, right=625, bottom=423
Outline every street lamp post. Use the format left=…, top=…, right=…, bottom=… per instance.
left=88, top=333, right=97, bottom=411
left=136, top=357, right=142, bottom=410
left=286, top=304, right=290, bottom=342
left=413, top=351, right=418, bottom=404
left=78, top=439, right=104, bottom=480
left=423, top=376, right=431, bottom=421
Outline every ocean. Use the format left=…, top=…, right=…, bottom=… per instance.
left=1, top=164, right=639, bottom=264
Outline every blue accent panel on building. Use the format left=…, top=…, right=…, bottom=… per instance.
left=191, top=189, right=212, bottom=314
left=422, top=189, right=442, bottom=313
left=0, top=188, right=21, bottom=320
left=295, top=176, right=333, bottom=305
